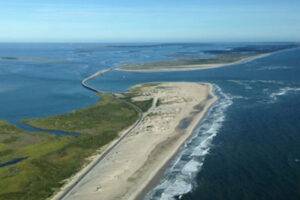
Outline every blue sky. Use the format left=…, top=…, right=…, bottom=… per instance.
left=0, top=0, right=300, bottom=42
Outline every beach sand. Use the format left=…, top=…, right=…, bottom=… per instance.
left=52, top=82, right=217, bottom=200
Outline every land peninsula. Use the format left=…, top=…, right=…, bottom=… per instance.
left=53, top=82, right=217, bottom=200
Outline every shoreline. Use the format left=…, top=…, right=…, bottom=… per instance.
left=57, top=82, right=217, bottom=200
left=135, top=84, right=217, bottom=200
left=117, top=47, right=299, bottom=72
left=49, top=46, right=297, bottom=200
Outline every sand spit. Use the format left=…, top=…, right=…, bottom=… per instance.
left=53, top=82, right=217, bottom=200
left=118, top=53, right=271, bottom=72
left=119, top=47, right=300, bottom=72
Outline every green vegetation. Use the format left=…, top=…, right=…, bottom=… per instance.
left=156, top=98, right=163, bottom=107
left=119, top=84, right=157, bottom=112
left=22, top=94, right=138, bottom=134
left=0, top=94, right=139, bottom=200
left=131, top=98, right=153, bottom=112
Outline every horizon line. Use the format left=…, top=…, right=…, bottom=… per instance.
left=0, top=41, right=299, bottom=44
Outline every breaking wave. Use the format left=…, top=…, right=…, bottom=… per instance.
left=228, top=80, right=253, bottom=90
left=269, top=87, right=300, bottom=102
left=144, top=85, right=233, bottom=200
left=256, top=65, right=293, bottom=71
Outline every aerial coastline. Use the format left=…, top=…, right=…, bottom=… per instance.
left=0, top=61, right=217, bottom=200
left=1, top=42, right=300, bottom=200
left=55, top=82, right=217, bottom=200
left=1, top=0, right=300, bottom=198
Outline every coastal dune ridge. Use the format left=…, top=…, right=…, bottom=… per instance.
left=53, top=82, right=217, bottom=200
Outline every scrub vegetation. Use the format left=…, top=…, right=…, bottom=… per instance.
left=119, top=83, right=158, bottom=112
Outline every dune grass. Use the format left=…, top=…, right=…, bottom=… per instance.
left=119, top=83, right=158, bottom=112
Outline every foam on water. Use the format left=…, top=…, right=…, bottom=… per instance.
left=269, top=87, right=300, bottom=102
left=247, top=80, right=284, bottom=85
left=256, top=65, right=293, bottom=71
left=144, top=85, right=233, bottom=200
left=231, top=95, right=249, bottom=100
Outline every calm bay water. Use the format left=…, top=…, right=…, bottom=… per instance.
left=0, top=43, right=299, bottom=199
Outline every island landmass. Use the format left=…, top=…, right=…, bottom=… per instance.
left=119, top=44, right=299, bottom=71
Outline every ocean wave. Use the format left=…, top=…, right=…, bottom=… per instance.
left=247, top=80, right=284, bottom=85
left=144, top=85, right=232, bottom=200
left=231, top=95, right=249, bottom=100
left=230, top=79, right=284, bottom=85
left=269, top=87, right=300, bottom=102
left=228, top=80, right=253, bottom=90
left=256, top=66, right=293, bottom=71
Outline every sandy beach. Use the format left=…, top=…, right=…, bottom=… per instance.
left=52, top=82, right=217, bottom=200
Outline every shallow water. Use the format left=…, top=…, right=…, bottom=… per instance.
left=0, top=157, right=27, bottom=168
left=0, top=43, right=299, bottom=199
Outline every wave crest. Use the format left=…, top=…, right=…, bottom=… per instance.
left=144, top=85, right=232, bottom=200
left=269, top=87, right=300, bottom=102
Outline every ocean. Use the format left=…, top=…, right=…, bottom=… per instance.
left=0, top=43, right=299, bottom=199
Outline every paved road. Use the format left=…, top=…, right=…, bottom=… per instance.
left=54, top=68, right=144, bottom=200
left=81, top=68, right=114, bottom=93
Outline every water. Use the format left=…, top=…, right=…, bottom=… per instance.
left=15, top=122, right=79, bottom=136
left=0, top=157, right=27, bottom=168
left=144, top=85, right=233, bottom=200
left=0, top=43, right=299, bottom=199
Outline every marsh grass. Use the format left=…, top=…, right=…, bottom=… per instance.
left=0, top=94, right=139, bottom=200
